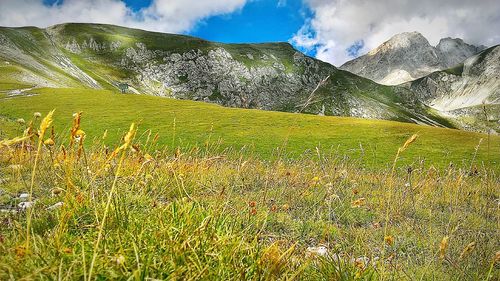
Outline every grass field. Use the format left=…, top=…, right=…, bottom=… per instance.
left=0, top=88, right=498, bottom=170
left=0, top=109, right=498, bottom=280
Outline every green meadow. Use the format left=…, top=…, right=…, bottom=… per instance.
left=0, top=87, right=499, bottom=280
left=0, top=87, right=498, bottom=170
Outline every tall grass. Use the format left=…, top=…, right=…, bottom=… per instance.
left=0, top=113, right=498, bottom=280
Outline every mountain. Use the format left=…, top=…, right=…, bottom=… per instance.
left=340, top=32, right=485, bottom=85
left=409, top=45, right=500, bottom=132
left=0, top=23, right=451, bottom=127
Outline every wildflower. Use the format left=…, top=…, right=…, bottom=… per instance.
left=44, top=138, right=55, bottom=146
left=250, top=208, right=257, bottom=216
left=74, top=130, right=85, bottom=144
left=33, top=112, right=41, bottom=118
left=311, top=176, right=320, bottom=185
left=248, top=201, right=256, bottom=208
left=459, top=242, right=475, bottom=259
left=351, top=197, right=366, bottom=208
left=16, top=118, right=25, bottom=124
left=282, top=204, right=290, bottom=211
left=271, top=205, right=277, bottom=212
left=75, top=129, right=85, bottom=137
left=384, top=235, right=394, bottom=246
left=439, top=236, right=449, bottom=259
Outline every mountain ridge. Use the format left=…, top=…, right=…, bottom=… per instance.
left=340, top=31, right=486, bottom=85
left=408, top=45, right=500, bottom=132
left=0, top=23, right=452, bottom=128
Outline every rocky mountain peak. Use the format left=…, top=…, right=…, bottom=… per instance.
left=368, top=31, right=430, bottom=56
left=341, top=32, right=486, bottom=85
left=436, top=37, right=485, bottom=68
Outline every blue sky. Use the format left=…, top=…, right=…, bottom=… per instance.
left=42, top=0, right=310, bottom=43
left=41, top=0, right=320, bottom=57
left=189, top=0, right=311, bottom=44
left=5, top=0, right=499, bottom=65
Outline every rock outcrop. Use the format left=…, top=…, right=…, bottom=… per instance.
left=340, top=32, right=485, bottom=85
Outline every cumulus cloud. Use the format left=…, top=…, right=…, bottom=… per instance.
left=0, top=0, right=247, bottom=33
left=293, top=0, right=500, bottom=66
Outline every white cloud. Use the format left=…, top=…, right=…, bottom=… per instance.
left=294, top=0, right=500, bottom=66
left=141, top=0, right=247, bottom=32
left=0, top=0, right=247, bottom=33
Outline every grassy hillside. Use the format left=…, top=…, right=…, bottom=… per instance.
left=0, top=23, right=455, bottom=127
left=0, top=88, right=498, bottom=169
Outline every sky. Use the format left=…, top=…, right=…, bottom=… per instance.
left=1, top=0, right=499, bottom=66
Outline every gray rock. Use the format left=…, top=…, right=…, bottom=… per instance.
left=340, top=32, right=485, bottom=85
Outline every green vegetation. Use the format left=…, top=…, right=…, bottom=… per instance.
left=0, top=111, right=498, bottom=280
left=0, top=88, right=498, bottom=170
left=0, top=23, right=462, bottom=128
left=0, top=64, right=34, bottom=90
left=443, top=64, right=464, bottom=76
left=0, top=23, right=498, bottom=280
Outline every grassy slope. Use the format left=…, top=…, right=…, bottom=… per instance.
left=0, top=24, right=454, bottom=127
left=0, top=63, right=32, bottom=90
left=0, top=27, right=93, bottom=89
left=0, top=88, right=498, bottom=169
left=53, top=24, right=447, bottom=125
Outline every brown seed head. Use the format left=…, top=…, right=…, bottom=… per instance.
left=439, top=236, right=449, bottom=259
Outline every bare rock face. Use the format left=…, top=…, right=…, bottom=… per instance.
left=118, top=44, right=326, bottom=110
left=340, top=32, right=485, bottom=85
left=436, top=38, right=485, bottom=68
left=410, top=45, right=500, bottom=132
